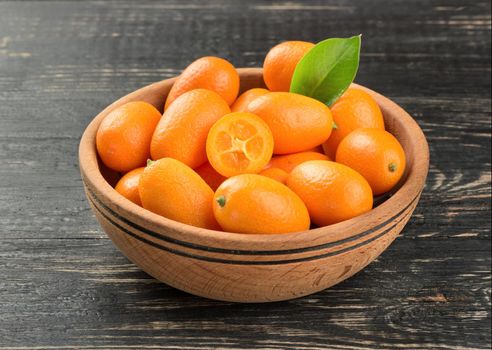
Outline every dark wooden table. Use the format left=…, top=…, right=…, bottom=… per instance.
left=1, top=1, right=490, bottom=349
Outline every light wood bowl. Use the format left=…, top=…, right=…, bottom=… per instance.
left=79, top=68, right=429, bottom=303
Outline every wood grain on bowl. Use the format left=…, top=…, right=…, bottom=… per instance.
left=79, top=68, right=429, bottom=302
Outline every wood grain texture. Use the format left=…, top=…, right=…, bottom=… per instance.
left=0, top=0, right=490, bottom=348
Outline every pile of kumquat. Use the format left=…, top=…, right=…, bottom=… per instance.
left=96, top=37, right=406, bottom=234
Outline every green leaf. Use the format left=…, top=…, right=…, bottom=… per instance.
left=290, top=35, right=361, bottom=106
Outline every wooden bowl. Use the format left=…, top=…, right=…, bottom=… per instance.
left=79, top=68, right=429, bottom=303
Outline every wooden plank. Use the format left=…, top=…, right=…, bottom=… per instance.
left=0, top=0, right=490, bottom=348
left=0, top=238, right=490, bottom=349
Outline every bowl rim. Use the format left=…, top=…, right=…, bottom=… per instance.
left=79, top=67, right=429, bottom=253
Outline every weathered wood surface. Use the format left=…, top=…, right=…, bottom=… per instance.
left=0, top=0, right=490, bottom=349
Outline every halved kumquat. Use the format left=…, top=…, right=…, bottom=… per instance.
left=206, top=112, right=274, bottom=177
